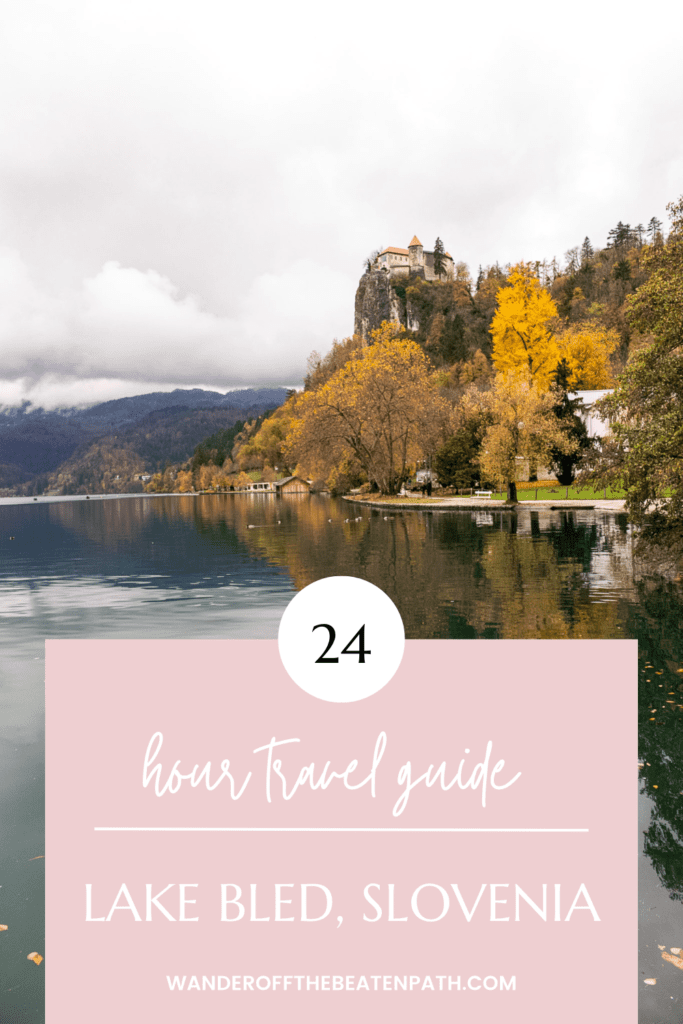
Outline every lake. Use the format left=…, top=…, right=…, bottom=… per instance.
left=1, top=491, right=682, bottom=1022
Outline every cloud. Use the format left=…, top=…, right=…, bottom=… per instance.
left=0, top=248, right=352, bottom=404
left=0, top=376, right=182, bottom=411
left=0, top=0, right=681, bottom=407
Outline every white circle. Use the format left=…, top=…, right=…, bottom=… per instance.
left=278, top=576, right=405, bottom=703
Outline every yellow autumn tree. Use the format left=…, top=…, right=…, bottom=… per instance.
left=367, top=319, right=408, bottom=347
left=555, top=323, right=617, bottom=389
left=196, top=464, right=221, bottom=491
left=476, top=374, right=577, bottom=503
left=145, top=469, right=175, bottom=493
left=175, top=469, right=194, bottom=492
left=232, top=471, right=254, bottom=490
left=235, top=394, right=301, bottom=473
left=490, top=264, right=559, bottom=387
left=285, top=339, right=448, bottom=494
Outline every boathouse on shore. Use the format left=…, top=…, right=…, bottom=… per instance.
left=242, top=476, right=310, bottom=494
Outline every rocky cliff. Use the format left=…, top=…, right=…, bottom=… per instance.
left=354, top=269, right=405, bottom=340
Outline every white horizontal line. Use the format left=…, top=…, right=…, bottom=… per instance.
left=94, top=827, right=589, bottom=833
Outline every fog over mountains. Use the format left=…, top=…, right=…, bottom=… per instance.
left=0, top=387, right=289, bottom=487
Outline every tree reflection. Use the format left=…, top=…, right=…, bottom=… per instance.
left=46, top=495, right=636, bottom=642
left=629, top=578, right=683, bottom=899
left=33, top=494, right=683, bottom=895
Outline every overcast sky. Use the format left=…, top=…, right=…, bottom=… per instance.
left=0, top=0, right=681, bottom=409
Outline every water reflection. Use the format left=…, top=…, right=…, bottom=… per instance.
left=1, top=492, right=682, bottom=1022
left=50, top=494, right=635, bottom=641
left=0, top=495, right=642, bottom=644
left=629, top=580, right=683, bottom=898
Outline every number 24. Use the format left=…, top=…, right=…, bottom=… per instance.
left=312, top=624, right=371, bottom=664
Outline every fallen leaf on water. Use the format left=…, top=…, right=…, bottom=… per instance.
left=27, top=952, right=43, bottom=965
left=671, top=948, right=682, bottom=955
left=659, top=945, right=666, bottom=950
left=662, top=952, right=683, bottom=970
left=644, top=978, right=657, bottom=985
left=0, top=924, right=7, bottom=931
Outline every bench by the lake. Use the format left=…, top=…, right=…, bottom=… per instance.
left=475, top=490, right=493, bottom=499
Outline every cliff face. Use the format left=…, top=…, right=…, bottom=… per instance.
left=354, top=269, right=404, bottom=341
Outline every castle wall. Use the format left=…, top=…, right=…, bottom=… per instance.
left=378, top=250, right=410, bottom=274
left=422, top=251, right=455, bottom=282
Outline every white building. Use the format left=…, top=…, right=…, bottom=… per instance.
left=568, top=390, right=613, bottom=439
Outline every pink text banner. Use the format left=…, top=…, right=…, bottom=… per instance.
left=46, top=638, right=636, bottom=1022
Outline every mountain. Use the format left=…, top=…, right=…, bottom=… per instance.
left=74, top=387, right=291, bottom=429
left=0, top=414, right=99, bottom=477
left=0, top=387, right=290, bottom=491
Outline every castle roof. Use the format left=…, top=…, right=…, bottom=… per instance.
left=380, top=246, right=409, bottom=256
left=408, top=235, right=422, bottom=247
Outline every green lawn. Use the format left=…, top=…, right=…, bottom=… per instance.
left=490, top=484, right=626, bottom=501
left=246, top=470, right=287, bottom=482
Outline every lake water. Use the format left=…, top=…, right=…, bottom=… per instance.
left=1, top=492, right=682, bottom=1022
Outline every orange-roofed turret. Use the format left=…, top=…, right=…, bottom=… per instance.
left=408, top=236, right=422, bottom=247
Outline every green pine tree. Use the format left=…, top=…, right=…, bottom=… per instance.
left=433, top=237, right=446, bottom=280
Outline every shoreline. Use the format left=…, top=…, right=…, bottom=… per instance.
left=343, top=495, right=627, bottom=512
left=0, top=490, right=628, bottom=513
left=0, top=490, right=197, bottom=506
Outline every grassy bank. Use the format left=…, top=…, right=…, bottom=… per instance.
left=490, top=484, right=626, bottom=501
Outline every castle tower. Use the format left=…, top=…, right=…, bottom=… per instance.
left=408, top=235, right=423, bottom=274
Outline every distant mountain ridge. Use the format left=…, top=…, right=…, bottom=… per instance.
left=0, top=387, right=290, bottom=489
left=75, top=387, right=291, bottom=427
left=0, top=387, right=290, bottom=425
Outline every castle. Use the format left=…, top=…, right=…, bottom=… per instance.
left=354, top=235, right=455, bottom=341
left=372, top=236, right=455, bottom=282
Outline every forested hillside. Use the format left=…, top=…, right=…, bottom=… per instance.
left=8, top=206, right=676, bottom=506
left=383, top=216, right=663, bottom=371
left=1, top=388, right=288, bottom=495
left=224, top=199, right=681, bottom=521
